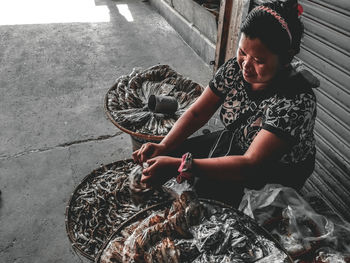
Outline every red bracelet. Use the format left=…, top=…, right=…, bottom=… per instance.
left=176, top=152, right=194, bottom=183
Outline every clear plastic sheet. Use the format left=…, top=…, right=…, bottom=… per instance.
left=238, top=184, right=350, bottom=261
left=162, top=177, right=193, bottom=198
left=311, top=218, right=350, bottom=262
left=128, top=164, right=154, bottom=206
left=128, top=165, right=149, bottom=193
left=189, top=204, right=288, bottom=263
left=314, top=247, right=350, bottom=263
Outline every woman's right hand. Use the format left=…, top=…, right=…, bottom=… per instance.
left=132, top=142, right=167, bottom=164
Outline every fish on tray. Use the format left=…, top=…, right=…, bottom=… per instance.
left=100, top=190, right=203, bottom=263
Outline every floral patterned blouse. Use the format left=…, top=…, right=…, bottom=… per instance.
left=209, top=57, right=318, bottom=164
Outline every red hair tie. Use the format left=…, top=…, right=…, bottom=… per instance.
left=297, top=4, right=303, bottom=17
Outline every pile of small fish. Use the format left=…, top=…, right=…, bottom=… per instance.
left=99, top=194, right=290, bottom=263
left=106, top=65, right=204, bottom=136
left=66, top=160, right=170, bottom=259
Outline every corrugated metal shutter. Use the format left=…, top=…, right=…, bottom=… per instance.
left=297, top=0, right=350, bottom=221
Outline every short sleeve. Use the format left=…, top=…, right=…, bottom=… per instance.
left=262, top=93, right=317, bottom=145
left=209, top=58, right=241, bottom=98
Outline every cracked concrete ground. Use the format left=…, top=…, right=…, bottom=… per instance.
left=0, top=0, right=212, bottom=262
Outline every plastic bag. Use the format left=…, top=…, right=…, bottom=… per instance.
left=238, top=184, right=348, bottom=259
left=189, top=204, right=288, bottom=263
left=128, top=164, right=150, bottom=194
left=120, top=177, right=203, bottom=262
left=162, top=181, right=289, bottom=262
left=162, top=177, right=193, bottom=198
left=315, top=247, right=350, bottom=263
left=128, top=163, right=168, bottom=205
left=238, top=184, right=316, bottom=224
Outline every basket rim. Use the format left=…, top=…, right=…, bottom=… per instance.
left=96, top=198, right=294, bottom=263
left=104, top=85, right=164, bottom=141
left=65, top=159, right=135, bottom=261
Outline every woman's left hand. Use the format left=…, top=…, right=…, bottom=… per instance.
left=141, top=156, right=180, bottom=186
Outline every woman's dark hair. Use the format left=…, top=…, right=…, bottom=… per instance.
left=241, top=0, right=304, bottom=63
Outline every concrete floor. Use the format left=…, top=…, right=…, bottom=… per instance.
left=0, top=0, right=212, bottom=262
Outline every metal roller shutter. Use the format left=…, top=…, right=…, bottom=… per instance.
left=297, top=0, right=350, bottom=221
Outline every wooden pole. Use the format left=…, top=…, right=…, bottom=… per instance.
left=214, top=0, right=233, bottom=73
left=214, top=0, right=248, bottom=73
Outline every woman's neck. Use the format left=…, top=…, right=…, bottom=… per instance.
left=250, top=82, right=269, bottom=91
left=250, top=64, right=291, bottom=91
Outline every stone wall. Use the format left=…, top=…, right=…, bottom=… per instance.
left=149, top=0, right=218, bottom=65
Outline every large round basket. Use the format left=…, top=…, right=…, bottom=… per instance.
left=65, top=159, right=170, bottom=261
left=96, top=199, right=294, bottom=263
left=104, top=65, right=204, bottom=150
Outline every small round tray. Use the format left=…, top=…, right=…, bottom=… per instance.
left=65, top=159, right=170, bottom=261
left=96, top=199, right=294, bottom=263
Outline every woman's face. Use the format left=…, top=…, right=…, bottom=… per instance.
left=237, top=34, right=281, bottom=90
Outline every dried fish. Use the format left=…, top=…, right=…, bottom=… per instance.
left=163, top=118, right=174, bottom=130
left=144, top=116, right=156, bottom=134
left=66, top=160, right=170, bottom=259
left=113, top=109, right=151, bottom=130
left=125, top=90, right=144, bottom=108
left=105, top=65, right=204, bottom=136
left=111, top=191, right=204, bottom=262
left=154, top=81, right=176, bottom=96
left=129, top=67, right=142, bottom=79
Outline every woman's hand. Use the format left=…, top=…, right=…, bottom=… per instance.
left=141, top=156, right=180, bottom=186
left=132, top=142, right=167, bottom=164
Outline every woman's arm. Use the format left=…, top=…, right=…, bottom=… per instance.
left=133, top=87, right=222, bottom=163
left=192, top=129, right=290, bottom=182
left=160, top=86, right=222, bottom=152
left=141, top=128, right=291, bottom=184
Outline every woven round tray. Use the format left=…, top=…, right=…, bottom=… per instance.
left=96, top=199, right=294, bottom=263
left=65, top=159, right=171, bottom=261
left=104, top=65, right=204, bottom=141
